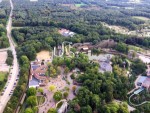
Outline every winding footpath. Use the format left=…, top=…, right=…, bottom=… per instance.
left=129, top=93, right=150, bottom=107
left=0, top=0, right=19, bottom=112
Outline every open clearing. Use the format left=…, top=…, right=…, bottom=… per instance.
left=132, top=16, right=150, bottom=21
left=0, top=51, right=9, bottom=72
left=36, top=50, right=51, bottom=60
left=75, top=3, right=86, bottom=7
left=128, top=45, right=145, bottom=52
left=61, top=4, right=100, bottom=11
left=0, top=72, right=7, bottom=81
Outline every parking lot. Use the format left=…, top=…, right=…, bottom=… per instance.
left=0, top=51, right=10, bottom=72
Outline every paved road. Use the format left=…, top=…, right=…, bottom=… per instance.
left=0, top=48, right=10, bottom=52
left=0, top=0, right=19, bottom=112
left=129, top=93, right=150, bottom=107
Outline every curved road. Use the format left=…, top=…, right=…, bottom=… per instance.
left=0, top=0, right=19, bottom=112
left=129, top=93, right=150, bottom=107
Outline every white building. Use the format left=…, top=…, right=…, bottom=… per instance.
left=58, top=101, right=68, bottom=113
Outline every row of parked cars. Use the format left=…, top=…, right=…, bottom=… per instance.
left=1, top=76, right=19, bottom=96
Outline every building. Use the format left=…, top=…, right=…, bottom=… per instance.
left=58, top=29, right=75, bottom=37
left=137, top=76, right=150, bottom=91
left=142, top=78, right=150, bottom=90
left=99, top=61, right=112, bottom=73
left=58, top=101, right=68, bottom=113
left=73, top=42, right=93, bottom=54
left=137, top=76, right=147, bottom=86
left=146, top=65, right=150, bottom=76
left=29, top=60, right=48, bottom=88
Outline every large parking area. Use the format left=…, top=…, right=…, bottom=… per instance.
left=0, top=51, right=10, bottom=72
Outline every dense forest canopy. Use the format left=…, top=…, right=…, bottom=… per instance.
left=2, top=0, right=150, bottom=113
left=12, top=0, right=148, bottom=30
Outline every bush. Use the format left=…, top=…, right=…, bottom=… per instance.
left=53, top=91, right=62, bottom=101
left=71, top=74, right=75, bottom=79
left=26, top=96, right=37, bottom=107
left=27, top=87, right=37, bottom=96
left=63, top=92, right=69, bottom=99
left=25, top=108, right=34, bottom=113
left=48, top=108, right=57, bottom=113
left=6, top=57, right=13, bottom=65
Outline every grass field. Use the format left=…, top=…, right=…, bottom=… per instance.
left=128, top=45, right=144, bottom=52
left=132, top=16, right=150, bottom=21
left=75, top=3, right=86, bottom=7
left=0, top=72, right=7, bottom=81
left=37, top=96, right=45, bottom=105
left=0, top=72, right=8, bottom=92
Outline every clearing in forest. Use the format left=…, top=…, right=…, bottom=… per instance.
left=75, top=3, right=86, bottom=7
left=36, top=50, right=51, bottom=60
left=132, top=16, right=150, bottom=21
left=0, top=72, right=7, bottom=81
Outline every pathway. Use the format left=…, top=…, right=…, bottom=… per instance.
left=129, top=93, right=150, bottom=107
left=0, top=0, right=19, bottom=112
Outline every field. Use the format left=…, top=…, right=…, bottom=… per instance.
left=75, top=3, right=86, bottom=7
left=37, top=96, right=45, bottom=105
left=0, top=72, right=7, bottom=81
left=128, top=45, right=145, bottom=52
left=36, top=50, right=51, bottom=60
left=0, top=71, right=8, bottom=92
left=132, top=16, right=150, bottom=21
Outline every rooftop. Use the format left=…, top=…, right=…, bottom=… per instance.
left=30, top=61, right=48, bottom=81
left=29, top=76, right=39, bottom=88
left=58, top=29, right=75, bottom=37
left=100, top=61, right=112, bottom=72
left=137, top=76, right=147, bottom=84
left=134, top=87, right=144, bottom=94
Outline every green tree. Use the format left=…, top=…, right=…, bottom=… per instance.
left=64, top=67, right=69, bottom=74
left=131, top=59, right=146, bottom=74
left=50, top=66, right=57, bottom=77
left=81, top=105, right=92, bottom=113
left=6, top=57, right=13, bottom=65
left=53, top=91, right=62, bottom=101
left=49, top=85, right=56, bottom=92
left=63, top=92, right=69, bottom=99
left=24, top=108, right=34, bottom=113
left=27, top=87, right=37, bottom=96
left=26, top=96, right=37, bottom=107
left=115, top=43, right=129, bottom=53
left=38, top=88, right=43, bottom=94
left=48, top=108, right=57, bottom=113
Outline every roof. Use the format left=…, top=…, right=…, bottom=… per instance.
left=82, top=46, right=88, bottom=50
left=58, top=29, right=75, bottom=37
left=29, top=77, right=39, bottom=88
left=30, top=61, right=48, bottom=80
left=32, top=65, right=40, bottom=70
left=137, top=76, right=147, bottom=83
left=100, top=62, right=112, bottom=72
left=142, top=78, right=150, bottom=88
left=58, top=101, right=68, bottom=113
left=134, top=87, right=144, bottom=94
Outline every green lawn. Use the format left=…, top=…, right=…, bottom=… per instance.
left=0, top=72, right=8, bottom=92
left=132, top=16, right=150, bottom=21
left=37, top=96, right=45, bottom=105
left=0, top=72, right=7, bottom=81
left=75, top=3, right=86, bottom=7
left=128, top=45, right=144, bottom=52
